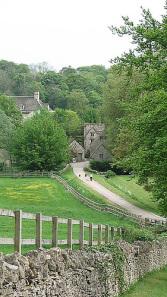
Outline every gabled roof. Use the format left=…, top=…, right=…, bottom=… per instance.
left=90, top=143, right=105, bottom=157
left=69, top=140, right=85, bottom=153
left=9, top=95, right=48, bottom=113
left=84, top=123, right=105, bottom=138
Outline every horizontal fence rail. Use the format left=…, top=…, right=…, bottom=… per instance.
left=0, top=208, right=128, bottom=254
left=0, top=171, right=165, bottom=227
left=54, top=176, right=167, bottom=227
left=0, top=170, right=56, bottom=177
left=0, top=207, right=165, bottom=255
left=54, top=175, right=144, bottom=223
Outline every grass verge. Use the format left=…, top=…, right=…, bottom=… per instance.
left=121, top=266, right=167, bottom=297
left=92, top=174, right=160, bottom=215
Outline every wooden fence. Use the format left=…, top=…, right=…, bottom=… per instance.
left=0, top=208, right=125, bottom=254
left=0, top=170, right=55, bottom=177
left=54, top=176, right=167, bottom=227
left=54, top=175, right=143, bottom=223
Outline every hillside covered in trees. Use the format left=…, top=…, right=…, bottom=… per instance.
left=0, top=61, right=107, bottom=123
left=0, top=2, right=166, bottom=214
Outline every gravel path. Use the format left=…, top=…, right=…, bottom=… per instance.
left=71, top=161, right=164, bottom=221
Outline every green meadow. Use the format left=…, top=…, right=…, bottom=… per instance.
left=0, top=176, right=150, bottom=254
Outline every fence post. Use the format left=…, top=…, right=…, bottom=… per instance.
left=79, top=220, right=84, bottom=249
left=98, top=224, right=102, bottom=245
left=52, top=216, right=58, bottom=247
left=111, top=227, right=115, bottom=241
left=67, top=218, right=72, bottom=249
left=14, top=210, right=22, bottom=254
left=105, top=225, right=109, bottom=244
left=118, top=227, right=122, bottom=239
left=121, top=228, right=126, bottom=240
left=36, top=213, right=42, bottom=249
left=89, top=223, right=93, bottom=246
left=145, top=218, right=150, bottom=226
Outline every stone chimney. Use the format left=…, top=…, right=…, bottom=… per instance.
left=34, top=91, right=40, bottom=102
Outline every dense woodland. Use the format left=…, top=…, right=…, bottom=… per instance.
left=0, top=3, right=166, bottom=213
left=0, top=61, right=107, bottom=123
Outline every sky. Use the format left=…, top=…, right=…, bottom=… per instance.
left=0, top=0, right=165, bottom=70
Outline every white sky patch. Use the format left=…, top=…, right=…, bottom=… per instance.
left=0, top=0, right=165, bottom=70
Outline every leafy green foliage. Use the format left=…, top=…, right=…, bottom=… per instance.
left=0, top=110, right=15, bottom=150
left=11, top=111, right=68, bottom=170
left=0, top=61, right=107, bottom=123
left=66, top=89, right=89, bottom=118
left=53, top=108, right=81, bottom=137
left=90, top=160, right=112, bottom=172
left=104, top=3, right=167, bottom=213
left=105, top=170, right=116, bottom=178
left=0, top=95, right=22, bottom=126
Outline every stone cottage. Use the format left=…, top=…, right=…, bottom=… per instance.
left=69, top=140, right=85, bottom=162
left=84, top=123, right=111, bottom=161
left=9, top=92, right=51, bottom=119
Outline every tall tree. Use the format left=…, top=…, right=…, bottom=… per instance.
left=66, top=89, right=89, bottom=118
left=105, top=3, right=167, bottom=212
left=0, top=110, right=15, bottom=151
left=11, top=111, right=68, bottom=170
left=0, top=95, right=22, bottom=126
left=53, top=108, right=81, bottom=137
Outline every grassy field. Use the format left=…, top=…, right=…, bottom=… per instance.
left=61, top=167, right=115, bottom=205
left=92, top=174, right=160, bottom=215
left=121, top=266, right=167, bottom=297
left=0, top=175, right=152, bottom=254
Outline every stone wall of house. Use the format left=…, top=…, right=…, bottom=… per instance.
left=90, top=144, right=111, bottom=161
left=84, top=123, right=105, bottom=153
left=1, top=239, right=167, bottom=296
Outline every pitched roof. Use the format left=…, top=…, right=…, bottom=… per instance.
left=84, top=123, right=105, bottom=137
left=9, top=95, right=49, bottom=113
left=69, top=140, right=85, bottom=153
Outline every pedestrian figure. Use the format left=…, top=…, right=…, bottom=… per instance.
left=90, top=174, right=93, bottom=181
left=79, top=174, right=81, bottom=178
left=85, top=173, right=87, bottom=177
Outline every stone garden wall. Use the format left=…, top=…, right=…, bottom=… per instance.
left=1, top=239, right=167, bottom=296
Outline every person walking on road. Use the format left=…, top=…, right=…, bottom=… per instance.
left=90, top=174, right=93, bottom=181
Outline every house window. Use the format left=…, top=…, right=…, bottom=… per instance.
left=99, top=154, right=103, bottom=159
left=90, top=139, right=93, bottom=143
left=90, top=132, right=94, bottom=136
left=21, top=105, right=25, bottom=110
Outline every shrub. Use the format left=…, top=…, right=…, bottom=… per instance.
left=84, top=167, right=98, bottom=174
left=0, top=163, right=4, bottom=171
left=90, top=160, right=111, bottom=172
left=105, top=170, right=116, bottom=178
left=90, top=160, right=131, bottom=175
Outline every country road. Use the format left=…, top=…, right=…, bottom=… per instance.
left=71, top=161, right=164, bottom=221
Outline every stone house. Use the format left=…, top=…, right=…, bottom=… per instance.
left=69, top=140, right=85, bottom=162
left=10, top=92, right=51, bottom=119
left=84, top=123, right=111, bottom=161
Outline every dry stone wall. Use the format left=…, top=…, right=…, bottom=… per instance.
left=1, top=239, right=167, bottom=296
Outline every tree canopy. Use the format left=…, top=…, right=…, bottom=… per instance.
left=104, top=3, right=167, bottom=213
left=53, top=108, right=81, bottom=138
left=0, top=61, right=107, bottom=124
left=0, top=110, right=15, bottom=151
left=0, top=95, right=22, bottom=126
left=11, top=111, right=68, bottom=171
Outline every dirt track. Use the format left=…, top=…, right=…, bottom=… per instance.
left=71, top=161, right=164, bottom=221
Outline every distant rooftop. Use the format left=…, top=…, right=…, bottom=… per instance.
left=9, top=92, right=50, bottom=114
